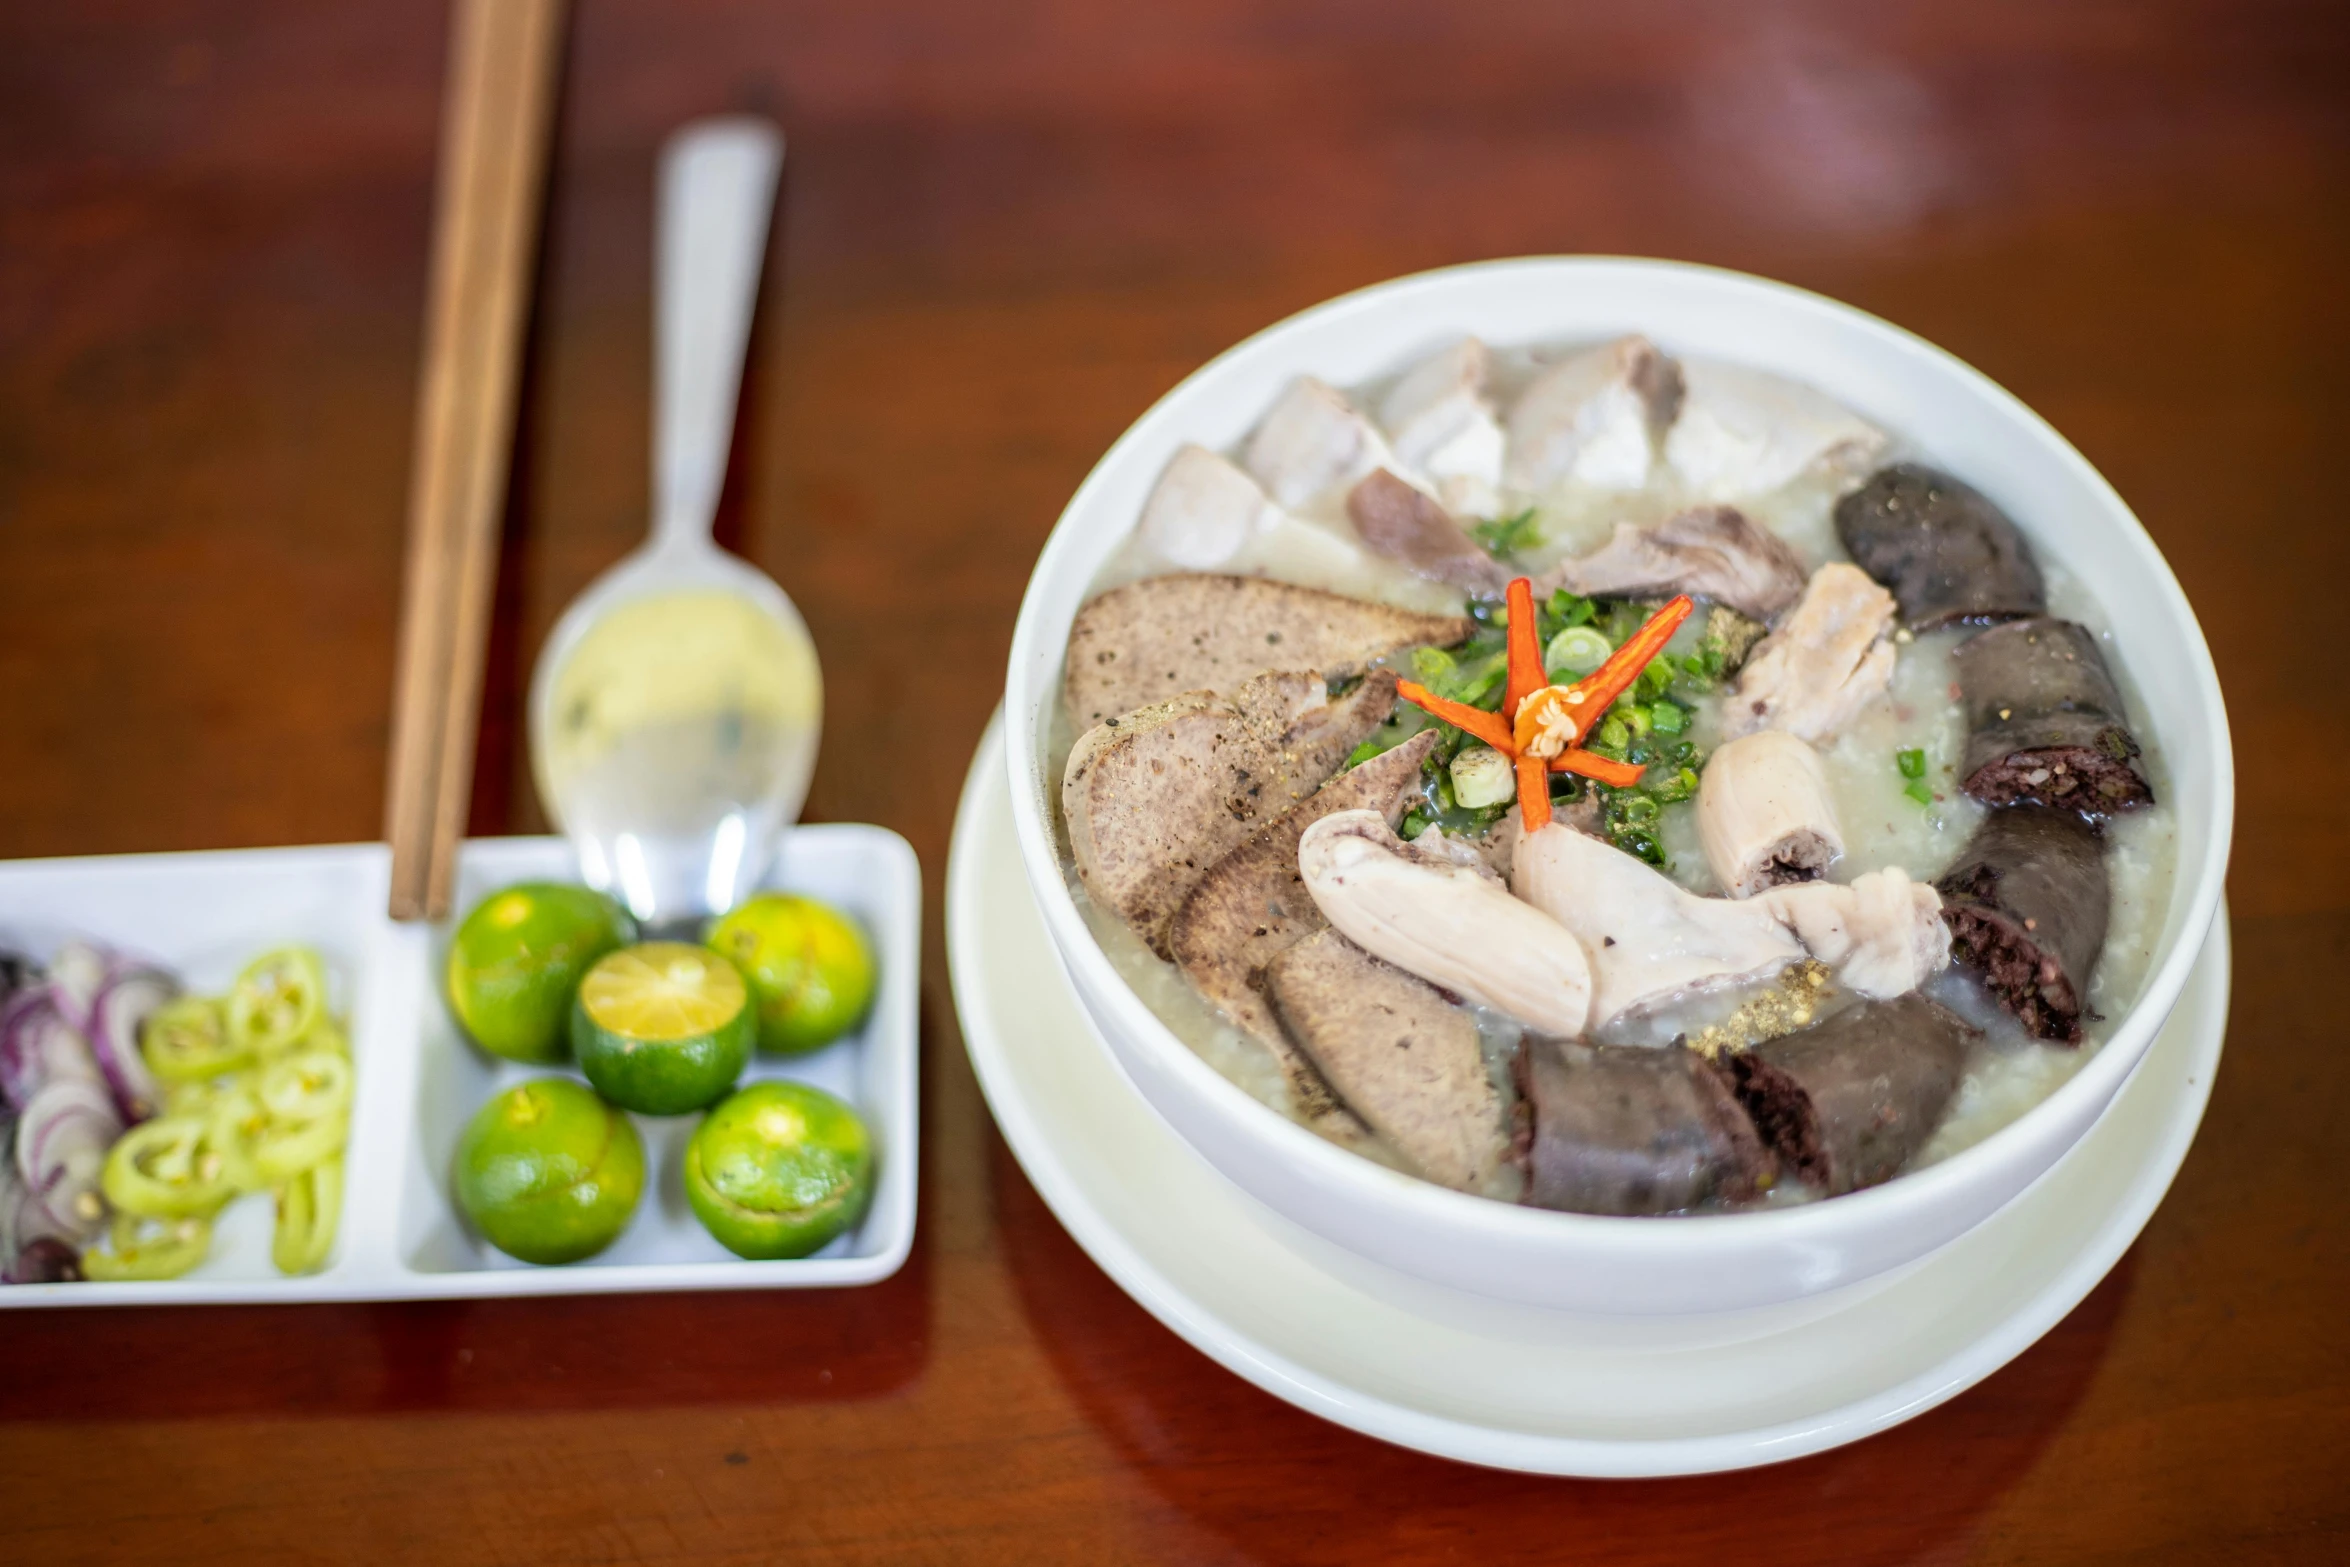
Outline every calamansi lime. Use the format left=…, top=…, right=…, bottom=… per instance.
left=571, top=943, right=753, bottom=1115
left=454, top=1078, right=644, bottom=1265
left=446, top=883, right=633, bottom=1064
left=684, top=1081, right=874, bottom=1259
left=706, top=894, right=876, bottom=1055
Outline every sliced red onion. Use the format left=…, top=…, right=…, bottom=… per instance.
left=7, top=1236, right=82, bottom=1284
left=0, top=989, right=103, bottom=1112
left=0, top=1110, right=22, bottom=1264
left=16, top=1078, right=120, bottom=1243
left=87, top=966, right=174, bottom=1124
left=46, top=939, right=111, bottom=1037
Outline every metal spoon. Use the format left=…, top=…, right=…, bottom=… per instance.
left=527, top=117, right=821, bottom=926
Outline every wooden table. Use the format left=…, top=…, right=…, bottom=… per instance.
left=3, top=2, right=2344, bottom=1560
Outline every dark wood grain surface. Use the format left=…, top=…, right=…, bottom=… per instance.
left=3, top=2, right=2346, bottom=1561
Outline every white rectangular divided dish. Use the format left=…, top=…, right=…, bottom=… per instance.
left=0, top=826, right=919, bottom=1306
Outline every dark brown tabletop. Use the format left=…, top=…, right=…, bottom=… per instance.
left=3, top=2, right=2346, bottom=1561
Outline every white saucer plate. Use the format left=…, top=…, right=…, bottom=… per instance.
left=947, top=717, right=2228, bottom=1476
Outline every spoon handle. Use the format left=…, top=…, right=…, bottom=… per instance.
left=654, top=117, right=784, bottom=550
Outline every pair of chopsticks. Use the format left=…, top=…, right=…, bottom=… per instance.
left=384, top=0, right=569, bottom=921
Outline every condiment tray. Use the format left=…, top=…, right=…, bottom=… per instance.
left=0, top=826, right=919, bottom=1306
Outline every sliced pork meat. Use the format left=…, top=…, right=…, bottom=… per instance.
left=1835, top=463, right=2047, bottom=630
left=1514, top=824, right=1948, bottom=1025
left=1663, top=360, right=1888, bottom=501
left=1135, top=444, right=1283, bottom=570
left=1265, top=930, right=1506, bottom=1192
left=1534, top=505, right=1807, bottom=622
left=1936, top=805, right=2110, bottom=1043
left=1296, top=811, right=1593, bottom=1038
left=1720, top=993, right=1976, bottom=1197
left=1515, top=1036, right=1774, bottom=1216
left=1062, top=573, right=1472, bottom=732
left=1063, top=670, right=1399, bottom=954
left=1955, top=617, right=2153, bottom=814
left=1345, top=469, right=1507, bottom=591
left=1168, top=732, right=1440, bottom=1129
left=1697, top=729, right=1845, bottom=896
left=1244, top=376, right=1393, bottom=510
left=1377, top=338, right=1506, bottom=498
left=1724, top=563, right=1899, bottom=744
left=1505, top=335, right=1683, bottom=492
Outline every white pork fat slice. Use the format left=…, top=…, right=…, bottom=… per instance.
left=1664, top=359, right=1888, bottom=501
left=1244, top=376, right=1395, bottom=511
left=1379, top=338, right=1506, bottom=491
left=1505, top=335, right=1682, bottom=493
left=1137, top=443, right=1285, bottom=569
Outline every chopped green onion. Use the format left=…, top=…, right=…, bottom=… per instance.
left=1545, top=625, right=1613, bottom=678
left=1904, top=779, right=1935, bottom=806
left=1449, top=746, right=1517, bottom=809
left=1400, top=810, right=1434, bottom=839
left=1649, top=699, right=1686, bottom=736
left=1897, top=748, right=1928, bottom=780
left=1470, top=508, right=1542, bottom=557
left=1549, top=589, right=1596, bottom=629
left=1596, top=714, right=1633, bottom=752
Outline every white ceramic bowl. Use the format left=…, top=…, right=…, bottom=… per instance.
left=1003, top=258, right=2232, bottom=1317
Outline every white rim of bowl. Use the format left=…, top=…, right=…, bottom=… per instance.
left=1004, top=256, right=2235, bottom=1263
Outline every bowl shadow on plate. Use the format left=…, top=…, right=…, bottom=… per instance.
left=993, top=1134, right=2134, bottom=1560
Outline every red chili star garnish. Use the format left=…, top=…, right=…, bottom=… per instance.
left=1396, top=577, right=1692, bottom=834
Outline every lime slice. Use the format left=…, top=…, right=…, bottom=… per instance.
left=454, top=1079, right=645, bottom=1265
left=446, top=883, right=634, bottom=1064
left=706, top=893, right=877, bottom=1055
left=684, top=1081, right=874, bottom=1259
left=572, top=943, right=753, bottom=1115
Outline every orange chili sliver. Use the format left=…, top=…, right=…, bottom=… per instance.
left=1558, top=594, right=1695, bottom=744
left=1550, top=749, right=1646, bottom=788
left=1394, top=680, right=1514, bottom=753
left=1503, top=576, right=1545, bottom=720
left=1515, top=752, right=1552, bottom=834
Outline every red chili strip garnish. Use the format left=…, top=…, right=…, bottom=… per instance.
left=1556, top=594, right=1695, bottom=745
left=1515, top=753, right=1553, bottom=834
left=1394, top=680, right=1515, bottom=752
left=1503, top=576, right=1545, bottom=720
left=1550, top=749, right=1646, bottom=788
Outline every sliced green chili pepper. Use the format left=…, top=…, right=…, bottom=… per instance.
left=228, top=945, right=327, bottom=1059
left=272, top=1156, right=343, bottom=1276
left=252, top=1112, right=350, bottom=1184
left=141, top=996, right=251, bottom=1083
left=295, top=1013, right=351, bottom=1059
left=100, top=1116, right=236, bottom=1219
left=258, top=1049, right=353, bottom=1125
left=206, top=1085, right=272, bottom=1193
left=81, top=1214, right=212, bottom=1282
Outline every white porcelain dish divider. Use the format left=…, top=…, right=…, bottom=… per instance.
left=0, top=826, right=919, bottom=1307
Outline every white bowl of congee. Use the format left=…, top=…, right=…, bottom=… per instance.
left=1004, top=259, right=2231, bottom=1316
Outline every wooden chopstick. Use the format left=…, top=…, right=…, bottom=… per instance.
left=384, top=0, right=568, bottom=921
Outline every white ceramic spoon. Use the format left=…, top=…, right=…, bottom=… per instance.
left=527, top=117, right=822, bottom=926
